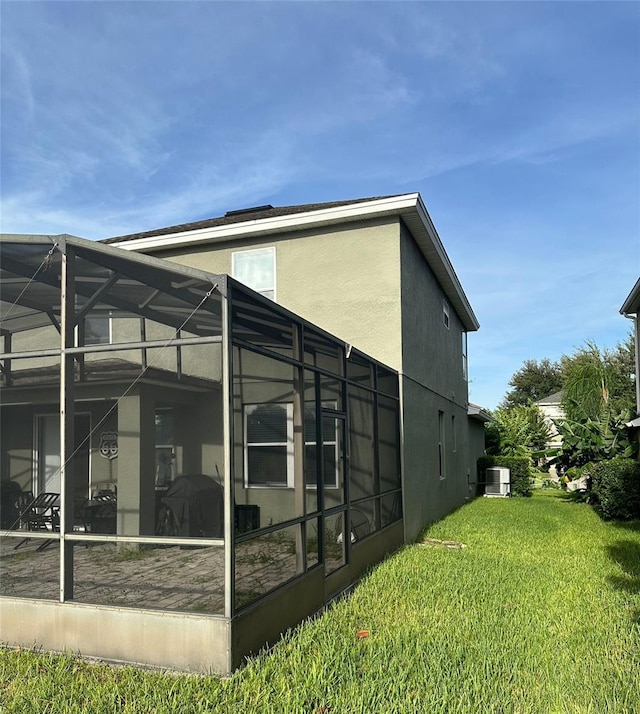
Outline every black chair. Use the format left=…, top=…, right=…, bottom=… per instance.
left=13, top=492, right=60, bottom=551
left=1, top=485, right=34, bottom=530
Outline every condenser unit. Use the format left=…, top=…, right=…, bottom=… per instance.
left=484, top=467, right=511, bottom=497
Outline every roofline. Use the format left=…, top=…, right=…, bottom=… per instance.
left=468, top=403, right=493, bottom=422
left=106, top=193, right=480, bottom=332
left=621, top=277, right=640, bottom=315
left=107, top=194, right=421, bottom=251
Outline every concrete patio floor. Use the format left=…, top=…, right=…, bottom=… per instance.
left=0, top=535, right=311, bottom=614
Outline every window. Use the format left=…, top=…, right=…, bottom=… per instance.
left=74, top=315, right=111, bottom=346
left=155, top=409, right=175, bottom=486
left=462, top=331, right=468, bottom=381
left=304, top=405, right=338, bottom=489
left=442, top=300, right=450, bottom=329
left=451, top=415, right=457, bottom=453
left=244, top=402, right=337, bottom=488
left=245, top=404, right=291, bottom=487
left=232, top=247, right=276, bottom=300
left=438, top=410, right=445, bottom=479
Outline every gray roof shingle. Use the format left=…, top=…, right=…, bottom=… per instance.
left=102, top=195, right=402, bottom=244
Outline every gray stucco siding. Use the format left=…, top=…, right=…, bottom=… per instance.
left=149, top=217, right=404, bottom=373
left=399, top=222, right=467, bottom=402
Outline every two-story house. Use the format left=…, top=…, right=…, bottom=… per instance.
left=106, top=193, right=486, bottom=540
left=0, top=193, right=486, bottom=673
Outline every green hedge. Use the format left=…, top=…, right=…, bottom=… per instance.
left=477, top=456, right=532, bottom=497
left=590, top=457, right=640, bottom=520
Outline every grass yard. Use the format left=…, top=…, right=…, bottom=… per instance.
left=1, top=491, right=638, bottom=713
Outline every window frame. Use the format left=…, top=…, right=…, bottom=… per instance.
left=244, top=403, right=293, bottom=489
left=442, top=299, right=450, bottom=330
left=243, top=401, right=338, bottom=489
left=438, top=410, right=446, bottom=480
left=304, top=402, right=339, bottom=490
left=154, top=408, right=176, bottom=487
left=74, top=314, right=112, bottom=346
left=462, top=331, right=468, bottom=381
left=232, top=246, right=276, bottom=301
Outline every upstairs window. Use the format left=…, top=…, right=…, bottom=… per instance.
left=442, top=299, right=450, bottom=329
left=462, top=331, right=468, bottom=381
left=75, top=315, right=111, bottom=346
left=232, top=247, right=276, bottom=300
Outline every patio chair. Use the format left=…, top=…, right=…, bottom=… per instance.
left=1, top=487, right=34, bottom=530
left=13, top=492, right=60, bottom=551
left=90, top=492, right=117, bottom=533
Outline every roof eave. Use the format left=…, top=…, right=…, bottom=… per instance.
left=108, top=194, right=420, bottom=253
left=468, top=403, right=493, bottom=422
left=107, top=192, right=479, bottom=332
left=621, top=277, right=640, bottom=316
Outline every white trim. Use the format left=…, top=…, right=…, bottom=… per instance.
left=243, top=401, right=338, bottom=489
left=243, top=403, right=293, bottom=488
left=231, top=246, right=276, bottom=301
left=438, top=410, right=446, bottom=480
left=442, top=299, right=450, bottom=330
left=110, top=195, right=420, bottom=253
left=108, top=191, right=480, bottom=332
left=462, top=331, right=468, bottom=381
left=74, top=314, right=113, bottom=347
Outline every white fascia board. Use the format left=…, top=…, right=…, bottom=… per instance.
left=109, top=194, right=421, bottom=253
left=108, top=191, right=479, bottom=331
left=621, top=277, right=640, bottom=315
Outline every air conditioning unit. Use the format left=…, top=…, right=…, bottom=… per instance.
left=484, top=467, right=510, bottom=497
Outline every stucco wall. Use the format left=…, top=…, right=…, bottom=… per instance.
left=399, top=222, right=467, bottom=399
left=151, top=217, right=404, bottom=372
left=400, top=377, right=474, bottom=540
left=399, top=224, right=473, bottom=539
left=141, top=216, right=479, bottom=541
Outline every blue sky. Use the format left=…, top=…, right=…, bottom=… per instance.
left=2, top=1, right=639, bottom=409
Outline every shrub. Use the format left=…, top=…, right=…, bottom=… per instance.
left=478, top=456, right=533, bottom=497
left=590, top=457, right=640, bottom=520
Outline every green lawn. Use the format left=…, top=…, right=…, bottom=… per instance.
left=2, top=491, right=639, bottom=713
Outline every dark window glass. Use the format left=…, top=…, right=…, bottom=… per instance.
left=376, top=365, right=399, bottom=397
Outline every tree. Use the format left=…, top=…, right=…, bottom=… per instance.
left=552, top=403, right=637, bottom=471
left=606, top=332, right=636, bottom=414
left=561, top=334, right=635, bottom=422
left=550, top=333, right=637, bottom=470
left=486, top=404, right=551, bottom=457
left=501, top=358, right=563, bottom=408
left=561, top=342, right=610, bottom=422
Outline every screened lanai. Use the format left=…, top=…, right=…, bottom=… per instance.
left=0, top=234, right=403, bottom=673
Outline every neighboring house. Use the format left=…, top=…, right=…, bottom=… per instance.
left=621, top=278, right=640, bottom=458
left=620, top=277, right=640, bottom=416
left=0, top=193, right=486, bottom=673
left=536, top=391, right=565, bottom=451
left=106, top=193, right=483, bottom=538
